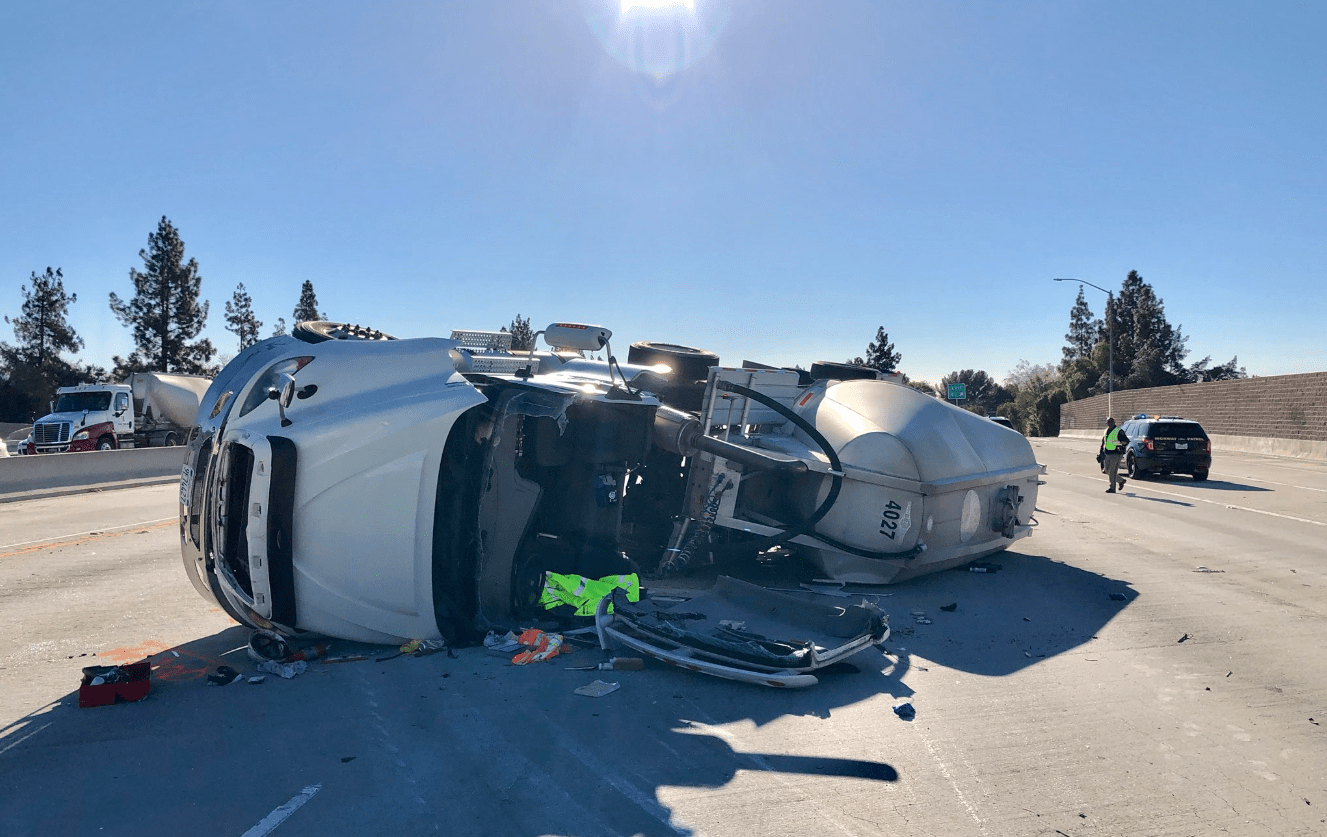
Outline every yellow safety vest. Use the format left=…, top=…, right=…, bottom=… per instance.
left=538, top=572, right=640, bottom=616
left=1103, top=427, right=1123, bottom=451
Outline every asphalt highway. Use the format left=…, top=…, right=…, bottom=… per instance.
left=1, top=438, right=1323, bottom=836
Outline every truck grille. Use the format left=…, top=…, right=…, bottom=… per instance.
left=34, top=422, right=71, bottom=444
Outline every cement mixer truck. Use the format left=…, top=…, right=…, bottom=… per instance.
left=27, top=372, right=211, bottom=454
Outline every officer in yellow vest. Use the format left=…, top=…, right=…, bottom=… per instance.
left=1099, top=417, right=1129, bottom=493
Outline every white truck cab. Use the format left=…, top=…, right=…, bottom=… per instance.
left=30, top=384, right=134, bottom=453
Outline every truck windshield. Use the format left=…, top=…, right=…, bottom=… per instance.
left=54, top=392, right=113, bottom=413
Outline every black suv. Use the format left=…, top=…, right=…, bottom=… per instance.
left=1118, top=414, right=1212, bottom=481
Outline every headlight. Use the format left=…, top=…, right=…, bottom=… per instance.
left=72, top=429, right=90, bottom=441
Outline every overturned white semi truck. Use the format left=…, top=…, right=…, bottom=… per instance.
left=179, top=321, right=1042, bottom=645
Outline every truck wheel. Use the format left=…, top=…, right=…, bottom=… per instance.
left=627, top=341, right=720, bottom=383
left=96, top=437, right=115, bottom=451
left=163, top=432, right=180, bottom=447
left=809, top=361, right=878, bottom=382
left=627, top=342, right=720, bottom=412
left=1192, top=469, right=1208, bottom=482
left=293, top=320, right=397, bottom=344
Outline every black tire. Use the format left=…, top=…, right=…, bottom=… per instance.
left=96, top=437, right=115, bottom=452
left=293, top=320, right=397, bottom=344
left=627, top=341, right=720, bottom=383
left=163, top=432, right=180, bottom=447
left=808, top=361, right=878, bottom=382
left=1126, top=453, right=1142, bottom=479
left=1192, top=470, right=1208, bottom=482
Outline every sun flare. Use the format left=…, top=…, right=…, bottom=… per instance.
left=620, top=0, right=695, bottom=13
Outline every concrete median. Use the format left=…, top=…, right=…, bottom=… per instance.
left=0, top=446, right=188, bottom=500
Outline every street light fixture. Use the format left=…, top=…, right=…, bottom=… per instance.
left=1054, top=277, right=1113, bottom=419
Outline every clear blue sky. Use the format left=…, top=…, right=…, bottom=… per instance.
left=3, top=1, right=1323, bottom=385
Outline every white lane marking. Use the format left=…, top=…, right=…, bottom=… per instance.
left=241, top=784, right=321, bottom=837
left=0, top=518, right=175, bottom=551
left=0, top=722, right=52, bottom=756
left=1215, top=473, right=1327, bottom=493
left=1048, top=469, right=1326, bottom=527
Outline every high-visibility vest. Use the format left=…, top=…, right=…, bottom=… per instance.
left=538, top=572, right=640, bottom=616
left=1103, top=427, right=1123, bottom=451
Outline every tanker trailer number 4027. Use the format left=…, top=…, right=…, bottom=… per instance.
left=879, top=499, right=904, bottom=539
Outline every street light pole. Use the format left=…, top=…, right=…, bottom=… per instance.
left=1054, top=278, right=1113, bottom=419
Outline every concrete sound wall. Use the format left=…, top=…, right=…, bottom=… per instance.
left=0, top=446, right=188, bottom=497
left=1058, top=371, right=1327, bottom=460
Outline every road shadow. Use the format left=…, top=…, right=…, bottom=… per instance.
left=0, top=550, right=1129, bottom=836
left=1132, top=475, right=1270, bottom=492
left=1126, top=494, right=1194, bottom=506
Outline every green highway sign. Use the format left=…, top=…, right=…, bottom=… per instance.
left=947, top=382, right=967, bottom=400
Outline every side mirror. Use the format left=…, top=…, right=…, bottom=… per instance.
left=276, top=374, right=296, bottom=426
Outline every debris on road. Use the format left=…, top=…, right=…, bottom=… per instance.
left=258, top=660, right=308, bottom=679
left=1108, top=593, right=1127, bottom=601
left=1178, top=634, right=1190, bottom=643
left=205, top=665, right=244, bottom=686
left=574, top=679, right=620, bottom=698
left=940, top=603, right=957, bottom=612
left=594, top=577, right=889, bottom=688
left=79, top=661, right=151, bottom=707
left=510, top=629, right=568, bottom=665
left=1193, top=566, right=1224, bottom=573
left=893, top=702, right=915, bottom=720
left=566, top=657, right=644, bottom=672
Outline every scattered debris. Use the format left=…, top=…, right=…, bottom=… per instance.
left=1178, top=634, right=1189, bottom=643
left=248, top=676, right=265, bottom=685
left=323, top=654, right=371, bottom=664
left=967, top=562, right=1002, bottom=574
left=566, top=657, right=644, bottom=672
left=258, top=660, right=308, bottom=679
left=598, top=578, right=888, bottom=688
left=79, top=662, right=151, bottom=707
left=247, top=629, right=291, bottom=663
left=400, top=639, right=448, bottom=656
left=1108, top=593, right=1127, bottom=601
left=574, top=679, right=620, bottom=698
left=206, top=665, right=244, bottom=686
left=511, top=629, right=568, bottom=665
left=1226, top=671, right=1232, bottom=677
left=483, top=631, right=523, bottom=655
left=1193, top=566, right=1224, bottom=573
left=893, top=702, right=915, bottom=721
left=341, top=756, right=356, bottom=763
left=940, top=603, right=957, bottom=612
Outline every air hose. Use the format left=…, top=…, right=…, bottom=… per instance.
left=706, top=381, right=924, bottom=563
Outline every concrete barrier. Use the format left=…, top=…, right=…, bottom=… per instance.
left=1056, top=430, right=1326, bottom=461
left=0, top=446, right=188, bottom=497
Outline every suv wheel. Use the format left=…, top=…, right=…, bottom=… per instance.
left=1126, top=453, right=1143, bottom=479
left=1192, top=469, right=1208, bottom=482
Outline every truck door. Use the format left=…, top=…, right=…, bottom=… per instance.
left=114, top=391, right=134, bottom=447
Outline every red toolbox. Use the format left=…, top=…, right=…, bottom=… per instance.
left=78, top=661, right=151, bottom=708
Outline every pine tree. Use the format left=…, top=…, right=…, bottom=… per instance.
left=108, top=216, right=216, bottom=375
left=224, top=283, right=263, bottom=350
left=1, top=268, right=91, bottom=420
left=292, top=280, right=325, bottom=322
left=851, top=326, right=901, bottom=373
left=1061, top=287, right=1102, bottom=367
left=3, top=268, right=83, bottom=370
left=501, top=314, right=535, bottom=350
left=271, top=317, right=287, bottom=337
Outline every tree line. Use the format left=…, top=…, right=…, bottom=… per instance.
left=847, top=269, right=1246, bottom=435
left=1, top=216, right=332, bottom=422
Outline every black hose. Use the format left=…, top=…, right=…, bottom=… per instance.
left=702, top=382, right=842, bottom=558
left=708, top=381, right=924, bottom=563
